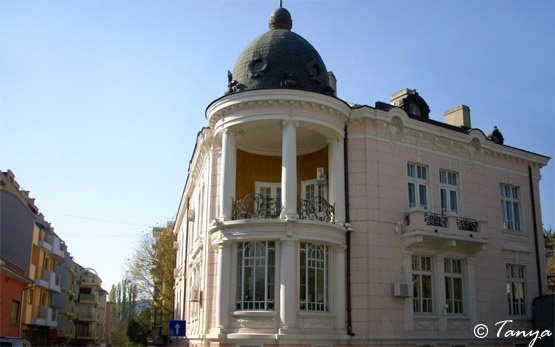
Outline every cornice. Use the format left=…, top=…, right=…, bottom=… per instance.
left=350, top=106, right=549, bottom=168
left=207, top=90, right=350, bottom=129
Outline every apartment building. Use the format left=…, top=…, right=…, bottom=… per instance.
left=172, top=7, right=550, bottom=347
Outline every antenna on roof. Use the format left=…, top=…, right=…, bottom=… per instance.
left=280, top=0, right=282, bottom=8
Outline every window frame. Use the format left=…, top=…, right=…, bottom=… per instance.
left=506, top=264, right=527, bottom=316
left=439, top=169, right=459, bottom=215
left=236, top=241, right=276, bottom=311
left=412, top=255, right=433, bottom=314
left=407, top=163, right=430, bottom=210
left=255, top=181, right=282, bottom=213
left=444, top=258, right=464, bottom=315
left=500, top=184, right=522, bottom=232
left=10, top=300, right=20, bottom=325
left=299, top=242, right=329, bottom=312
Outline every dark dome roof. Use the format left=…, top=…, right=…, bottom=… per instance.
left=227, top=8, right=333, bottom=95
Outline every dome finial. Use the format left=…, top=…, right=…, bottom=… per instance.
left=269, top=6, right=292, bottom=31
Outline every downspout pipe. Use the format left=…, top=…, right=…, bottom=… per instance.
left=344, top=125, right=355, bottom=336
left=528, top=165, right=543, bottom=296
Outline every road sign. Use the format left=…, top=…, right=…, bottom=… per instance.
left=169, top=320, right=186, bottom=337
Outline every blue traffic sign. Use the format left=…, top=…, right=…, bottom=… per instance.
left=169, top=320, right=186, bottom=337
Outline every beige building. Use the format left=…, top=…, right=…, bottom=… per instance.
left=172, top=7, right=550, bottom=347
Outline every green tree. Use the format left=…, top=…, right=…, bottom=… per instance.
left=125, top=221, right=176, bottom=342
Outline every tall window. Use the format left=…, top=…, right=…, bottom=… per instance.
left=440, top=170, right=459, bottom=214
left=500, top=184, right=521, bottom=231
left=506, top=264, right=527, bottom=316
left=444, top=258, right=464, bottom=314
left=236, top=241, right=275, bottom=310
left=407, top=163, right=429, bottom=210
left=412, top=255, right=433, bottom=314
left=300, top=242, right=328, bottom=312
left=10, top=300, right=20, bottom=325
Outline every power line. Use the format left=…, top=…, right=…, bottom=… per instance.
left=44, top=210, right=153, bottom=228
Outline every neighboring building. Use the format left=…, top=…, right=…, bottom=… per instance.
left=0, top=257, right=32, bottom=337
left=172, top=6, right=550, bottom=347
left=1, top=170, right=107, bottom=346
left=0, top=170, right=65, bottom=346
left=74, top=267, right=107, bottom=346
left=52, top=252, right=79, bottom=344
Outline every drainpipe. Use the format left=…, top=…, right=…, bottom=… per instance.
left=344, top=125, right=355, bottom=336
left=528, top=165, right=543, bottom=296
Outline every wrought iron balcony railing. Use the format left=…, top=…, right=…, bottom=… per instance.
left=298, top=197, right=334, bottom=223
left=232, top=193, right=281, bottom=220
left=424, top=212, right=447, bottom=227
left=232, top=194, right=335, bottom=223
left=457, top=217, right=479, bottom=232
left=404, top=210, right=480, bottom=233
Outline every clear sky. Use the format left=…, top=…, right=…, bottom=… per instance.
left=1, top=0, right=553, bottom=292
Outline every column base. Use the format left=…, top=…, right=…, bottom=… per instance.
left=278, top=327, right=300, bottom=335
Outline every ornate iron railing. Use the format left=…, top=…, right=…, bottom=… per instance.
left=298, top=197, right=334, bottom=223
left=232, top=193, right=281, bottom=220
left=424, top=212, right=447, bottom=228
left=457, top=217, right=479, bottom=232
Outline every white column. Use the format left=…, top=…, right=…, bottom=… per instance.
left=435, top=255, right=446, bottom=331
left=466, top=257, right=477, bottom=328
left=215, top=243, right=231, bottom=329
left=279, top=240, right=297, bottom=332
left=281, top=121, right=298, bottom=221
left=219, top=129, right=236, bottom=221
left=328, top=137, right=345, bottom=223
left=333, top=246, right=346, bottom=330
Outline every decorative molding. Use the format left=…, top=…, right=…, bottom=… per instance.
left=299, top=317, right=332, bottom=328
left=414, top=317, right=438, bottom=330
left=232, top=317, right=275, bottom=328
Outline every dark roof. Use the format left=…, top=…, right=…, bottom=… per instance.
left=227, top=8, right=333, bottom=96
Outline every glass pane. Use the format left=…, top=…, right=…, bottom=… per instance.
left=419, top=185, right=427, bottom=208
left=513, top=203, right=520, bottom=231
left=450, top=190, right=458, bottom=212
left=440, top=189, right=447, bottom=212
left=408, top=183, right=415, bottom=207
left=440, top=170, right=446, bottom=184
left=407, top=163, right=414, bottom=177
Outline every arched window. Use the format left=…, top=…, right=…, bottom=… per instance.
left=300, top=242, right=328, bottom=311
left=236, top=241, right=276, bottom=310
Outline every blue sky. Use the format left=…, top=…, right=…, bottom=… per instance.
left=1, top=0, right=553, bottom=292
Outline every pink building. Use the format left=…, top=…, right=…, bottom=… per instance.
left=172, top=6, right=550, bottom=347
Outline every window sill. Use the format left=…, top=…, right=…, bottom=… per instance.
left=232, top=310, right=276, bottom=318
left=298, top=311, right=334, bottom=318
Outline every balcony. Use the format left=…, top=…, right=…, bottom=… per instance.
left=51, top=235, right=65, bottom=259
left=34, top=269, right=61, bottom=293
left=232, top=194, right=334, bottom=223
left=78, top=292, right=99, bottom=304
left=401, top=209, right=487, bottom=253
left=37, top=235, right=53, bottom=252
left=77, top=308, right=97, bottom=321
left=30, top=306, right=58, bottom=327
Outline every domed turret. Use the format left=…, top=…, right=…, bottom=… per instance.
left=227, top=7, right=333, bottom=95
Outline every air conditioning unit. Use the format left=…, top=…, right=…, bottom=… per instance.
left=173, top=241, right=179, bottom=250
left=393, top=282, right=412, bottom=297
left=190, top=286, right=201, bottom=302
left=316, top=167, right=326, bottom=181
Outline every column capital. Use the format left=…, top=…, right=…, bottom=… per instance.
left=282, top=120, right=299, bottom=128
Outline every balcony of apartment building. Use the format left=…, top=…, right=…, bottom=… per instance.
left=50, top=234, right=65, bottom=260
left=77, top=307, right=97, bottom=322
left=78, top=290, right=98, bottom=304
left=31, top=266, right=62, bottom=293
left=401, top=208, right=488, bottom=253
left=76, top=321, right=97, bottom=340
left=29, top=305, right=58, bottom=327
left=36, top=229, right=53, bottom=253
